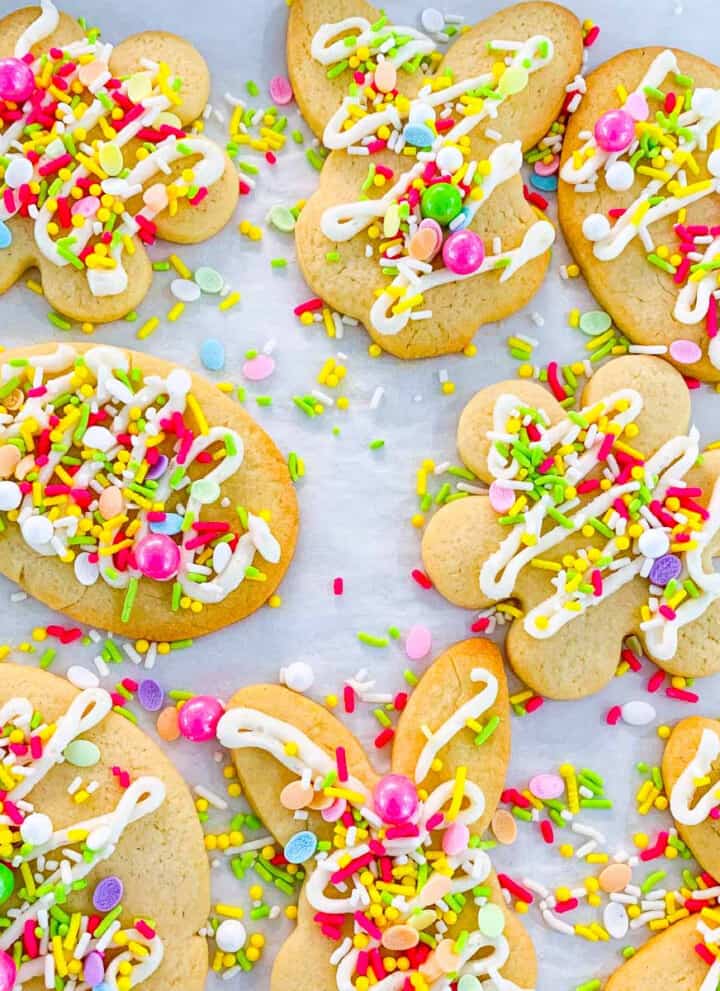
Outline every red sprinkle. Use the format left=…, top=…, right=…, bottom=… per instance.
left=471, top=617, right=490, bottom=633
left=411, top=568, right=433, bottom=589
left=525, top=696, right=544, bottom=714
left=584, top=24, right=600, bottom=46
left=497, top=874, right=533, bottom=904
left=546, top=361, right=567, bottom=401
left=606, top=705, right=622, bottom=725
left=374, top=727, right=395, bottom=748
left=540, top=819, right=554, bottom=844
left=333, top=577, right=344, bottom=596
left=647, top=670, right=666, bottom=693
left=343, top=685, right=355, bottom=714
left=666, top=686, right=699, bottom=703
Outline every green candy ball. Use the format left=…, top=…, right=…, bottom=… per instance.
left=0, top=863, right=14, bottom=905
left=420, top=182, right=463, bottom=226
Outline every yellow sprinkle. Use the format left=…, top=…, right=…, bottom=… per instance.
left=446, top=766, right=467, bottom=822
left=137, top=317, right=160, bottom=340
left=530, top=558, right=562, bottom=572
left=219, top=291, right=241, bottom=311
left=631, top=201, right=650, bottom=227
left=187, top=393, right=209, bottom=435
left=324, top=786, right=367, bottom=804
left=215, top=904, right=245, bottom=919
left=25, top=278, right=44, bottom=295
left=167, top=302, right=185, bottom=322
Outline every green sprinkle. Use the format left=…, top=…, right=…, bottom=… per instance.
left=575, top=981, right=601, bottom=991
left=579, top=798, right=612, bottom=809
left=325, top=251, right=341, bottom=263
left=474, top=715, right=500, bottom=745
left=271, top=258, right=287, bottom=269
left=326, top=60, right=349, bottom=79
left=306, top=148, right=326, bottom=171
left=357, top=632, right=389, bottom=648
left=121, top=577, right=139, bottom=623
left=152, top=261, right=171, bottom=271
left=48, top=312, right=72, bottom=331
left=39, top=648, right=56, bottom=670
left=255, top=396, right=272, bottom=407
left=246, top=80, right=259, bottom=96
left=641, top=869, right=666, bottom=894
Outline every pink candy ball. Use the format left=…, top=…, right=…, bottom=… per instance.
left=178, top=695, right=225, bottom=742
left=594, top=109, right=635, bottom=153
left=0, top=950, right=16, bottom=991
left=442, top=229, right=485, bottom=276
left=134, top=533, right=180, bottom=581
left=0, top=57, right=35, bottom=102
left=373, top=774, right=419, bottom=825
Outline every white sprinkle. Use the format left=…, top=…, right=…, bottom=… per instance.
left=93, top=656, right=110, bottom=678
left=10, top=591, right=28, bottom=603
left=194, top=786, right=228, bottom=810
left=370, top=386, right=385, bottom=410
left=66, top=666, right=100, bottom=690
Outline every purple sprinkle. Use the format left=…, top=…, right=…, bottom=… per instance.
left=649, top=553, right=682, bottom=587
left=83, top=951, right=105, bottom=986
left=146, top=454, right=169, bottom=481
left=93, top=876, right=123, bottom=912
left=138, top=679, right=164, bottom=712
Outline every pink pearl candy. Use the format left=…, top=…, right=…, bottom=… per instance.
left=178, top=695, right=225, bottom=742
left=373, top=774, right=419, bottom=825
left=594, top=109, right=635, bottom=153
left=0, top=58, right=35, bottom=102
left=0, top=950, right=16, bottom=991
left=442, top=229, right=485, bottom=276
left=133, top=533, right=180, bottom=581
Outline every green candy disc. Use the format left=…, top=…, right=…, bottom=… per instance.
left=477, top=902, right=505, bottom=938
left=268, top=205, right=296, bottom=233
left=579, top=310, right=613, bottom=336
left=194, top=266, right=225, bottom=294
left=64, top=739, right=101, bottom=768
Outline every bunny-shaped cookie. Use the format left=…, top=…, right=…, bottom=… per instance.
left=421, top=356, right=720, bottom=699
left=218, top=638, right=536, bottom=991
left=0, top=663, right=209, bottom=991
left=288, top=0, right=584, bottom=358
left=0, top=1, right=238, bottom=324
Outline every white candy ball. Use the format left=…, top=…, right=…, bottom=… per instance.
left=21, top=515, right=53, bottom=546
left=605, top=160, right=635, bottom=192
left=708, top=149, right=720, bottom=178
left=166, top=369, right=192, bottom=395
left=638, top=529, right=669, bottom=559
left=436, top=146, right=464, bottom=174
left=216, top=920, right=247, bottom=953
left=21, top=813, right=53, bottom=846
left=5, top=157, right=34, bottom=190
left=621, top=700, right=656, bottom=727
left=282, top=661, right=315, bottom=693
left=0, top=480, right=22, bottom=511
left=582, top=213, right=611, bottom=241
left=408, top=101, right=435, bottom=125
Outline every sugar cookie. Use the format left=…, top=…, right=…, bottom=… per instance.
left=0, top=342, right=298, bottom=640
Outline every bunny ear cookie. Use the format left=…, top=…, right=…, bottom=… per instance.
left=0, top=2, right=238, bottom=324
left=0, top=663, right=209, bottom=991
left=290, top=2, right=584, bottom=358
left=559, top=47, right=720, bottom=382
left=0, top=341, right=299, bottom=640
left=663, top=716, right=720, bottom=878
left=218, top=638, right=536, bottom=991
left=422, top=355, right=720, bottom=699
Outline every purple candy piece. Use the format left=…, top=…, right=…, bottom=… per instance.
left=83, top=951, right=105, bottom=987
left=138, top=678, right=164, bottom=712
left=649, top=553, right=682, bottom=587
left=93, top=876, right=123, bottom=912
left=146, top=454, right=169, bottom=481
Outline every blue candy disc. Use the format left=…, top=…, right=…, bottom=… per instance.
left=200, top=338, right=225, bottom=372
left=149, top=512, right=183, bottom=536
left=530, top=173, right=558, bottom=192
left=0, top=220, right=12, bottom=250
left=403, top=123, right=434, bottom=148
left=284, top=830, right=318, bottom=864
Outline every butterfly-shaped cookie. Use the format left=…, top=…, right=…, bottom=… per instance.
left=559, top=47, right=720, bottom=382
left=218, top=638, right=537, bottom=991
left=421, top=355, right=720, bottom=699
left=289, top=0, right=584, bottom=358
left=0, top=663, right=209, bottom=991
left=0, top=1, right=238, bottom=324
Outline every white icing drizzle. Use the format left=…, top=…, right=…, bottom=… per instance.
left=1, top=3, right=226, bottom=297
left=311, top=17, right=434, bottom=69
left=318, top=33, right=553, bottom=151
left=0, top=689, right=166, bottom=990
left=0, top=344, right=280, bottom=604
left=414, top=667, right=498, bottom=782
left=670, top=727, right=720, bottom=826
left=217, top=670, right=532, bottom=991
left=481, top=389, right=720, bottom=656
left=559, top=49, right=720, bottom=348
left=14, top=0, right=59, bottom=58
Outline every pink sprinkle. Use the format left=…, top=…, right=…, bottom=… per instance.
left=555, top=898, right=579, bottom=914
left=647, top=670, right=665, bottom=693
left=471, top=617, right=490, bottom=633
left=525, top=696, right=544, bottom=714
left=343, top=685, right=355, bottom=714
left=426, top=812, right=444, bottom=830
left=336, top=746, right=348, bottom=782
left=584, top=24, right=600, bottom=46
left=666, top=686, right=699, bottom=703
left=293, top=297, right=324, bottom=316
left=708, top=300, right=718, bottom=339
left=354, top=912, right=382, bottom=939
left=606, top=705, right=622, bottom=725
left=374, top=727, right=394, bottom=748
left=591, top=569, right=603, bottom=597
left=136, top=920, right=156, bottom=940
left=546, top=361, right=566, bottom=401
left=333, top=577, right=344, bottom=596
left=597, top=432, right=615, bottom=460
left=537, top=456, right=555, bottom=475
left=577, top=479, right=600, bottom=494
left=711, top=807, right=720, bottom=820
left=659, top=604, right=677, bottom=621
left=497, top=874, right=533, bottom=904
